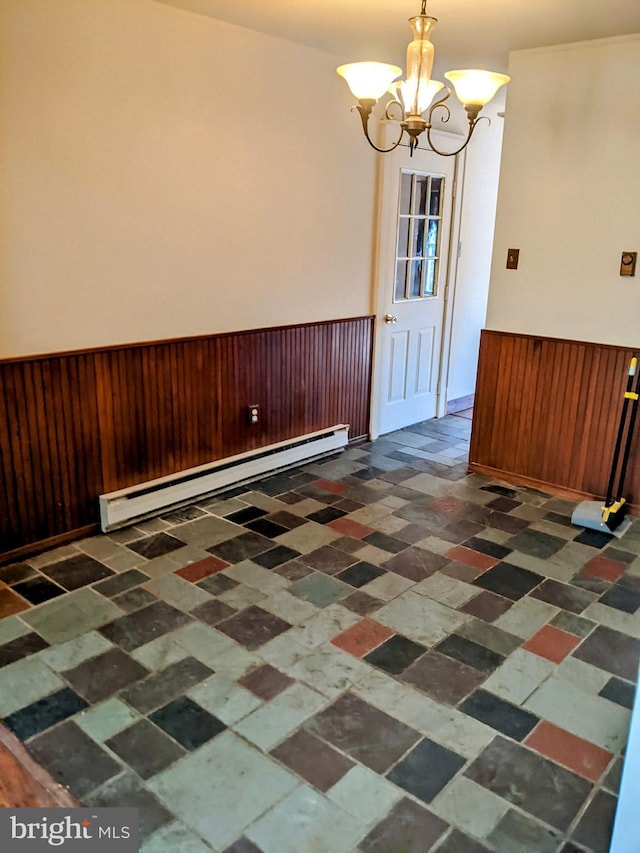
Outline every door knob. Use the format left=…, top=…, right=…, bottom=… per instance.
left=384, top=314, right=398, bottom=324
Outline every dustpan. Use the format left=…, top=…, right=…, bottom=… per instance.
left=571, top=355, right=639, bottom=538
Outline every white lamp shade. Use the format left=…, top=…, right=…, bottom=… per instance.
left=444, top=69, right=510, bottom=106
left=337, top=62, right=402, bottom=100
left=397, top=78, right=444, bottom=115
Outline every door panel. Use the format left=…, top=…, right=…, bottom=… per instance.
left=388, top=330, right=410, bottom=403
left=415, top=325, right=435, bottom=395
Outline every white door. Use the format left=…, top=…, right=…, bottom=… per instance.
left=373, top=133, right=462, bottom=437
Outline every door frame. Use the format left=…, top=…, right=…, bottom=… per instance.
left=369, top=126, right=466, bottom=440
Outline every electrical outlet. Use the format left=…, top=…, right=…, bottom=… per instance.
left=248, top=405, right=260, bottom=425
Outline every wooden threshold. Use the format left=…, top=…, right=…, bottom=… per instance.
left=0, top=723, right=78, bottom=808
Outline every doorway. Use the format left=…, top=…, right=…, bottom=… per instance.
left=371, top=130, right=464, bottom=438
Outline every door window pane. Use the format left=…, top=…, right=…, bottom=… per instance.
left=393, top=170, right=444, bottom=302
left=411, top=218, right=425, bottom=257
left=415, top=175, right=429, bottom=215
left=423, top=259, right=437, bottom=296
left=399, top=173, right=413, bottom=215
left=395, top=260, right=408, bottom=300
left=426, top=219, right=438, bottom=256
left=397, top=218, right=410, bottom=257
left=409, top=260, right=423, bottom=297
left=429, top=178, right=443, bottom=215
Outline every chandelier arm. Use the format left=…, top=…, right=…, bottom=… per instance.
left=353, top=104, right=405, bottom=154
left=383, top=99, right=405, bottom=122
left=427, top=87, right=453, bottom=124
left=425, top=114, right=490, bottom=157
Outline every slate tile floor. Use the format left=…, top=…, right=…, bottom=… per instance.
left=1, top=414, right=639, bottom=851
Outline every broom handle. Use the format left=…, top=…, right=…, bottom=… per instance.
left=605, top=357, right=637, bottom=507
left=615, top=356, right=640, bottom=502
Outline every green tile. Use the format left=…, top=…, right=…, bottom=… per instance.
left=289, top=573, right=351, bottom=608
left=148, top=731, right=298, bottom=849
left=247, top=785, right=366, bottom=853
left=524, top=675, right=630, bottom=752
left=327, top=765, right=402, bottom=824
left=173, top=622, right=238, bottom=668
left=131, top=632, right=191, bottom=671
left=482, top=649, right=554, bottom=705
left=0, top=615, right=31, bottom=645
left=141, top=821, right=211, bottom=853
left=454, top=619, right=522, bottom=657
left=290, top=646, right=370, bottom=699
left=431, top=776, right=509, bottom=838
left=0, top=656, right=64, bottom=716
left=168, top=515, right=240, bottom=549
left=488, top=809, right=561, bottom=853
left=143, top=574, right=211, bottom=612
left=75, top=697, right=140, bottom=742
left=21, top=588, right=122, bottom=644
left=39, top=630, right=114, bottom=671
left=550, top=610, right=596, bottom=638
left=187, top=674, right=262, bottom=725
left=234, top=683, right=327, bottom=751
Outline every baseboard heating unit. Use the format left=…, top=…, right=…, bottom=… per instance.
left=99, top=423, right=350, bottom=532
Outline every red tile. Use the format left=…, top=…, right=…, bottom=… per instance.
left=0, top=588, right=30, bottom=618
left=331, top=618, right=394, bottom=658
left=581, top=556, right=625, bottom=583
left=175, top=556, right=229, bottom=582
left=313, top=478, right=347, bottom=495
left=525, top=721, right=612, bottom=782
left=327, top=518, right=374, bottom=539
left=428, top=496, right=469, bottom=514
left=445, top=545, right=497, bottom=571
left=522, top=624, right=581, bottom=663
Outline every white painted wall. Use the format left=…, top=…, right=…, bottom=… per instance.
left=446, top=100, right=504, bottom=404
left=0, top=0, right=375, bottom=357
left=0, top=0, right=503, bottom=415
left=486, top=35, right=640, bottom=348
left=610, top=661, right=640, bottom=853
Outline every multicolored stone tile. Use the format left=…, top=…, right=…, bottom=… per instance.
left=522, top=623, right=582, bottom=663
left=465, top=735, right=592, bottom=831
left=1, top=414, right=637, bottom=851
left=359, top=797, right=448, bottom=853
left=524, top=720, right=613, bottom=782
left=330, top=618, right=394, bottom=658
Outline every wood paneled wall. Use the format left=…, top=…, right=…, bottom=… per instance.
left=0, top=317, right=374, bottom=561
left=470, top=330, right=640, bottom=507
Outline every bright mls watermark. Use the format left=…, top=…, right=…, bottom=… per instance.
left=0, top=809, right=138, bottom=851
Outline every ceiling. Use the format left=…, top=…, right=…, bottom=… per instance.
left=155, top=0, right=640, bottom=77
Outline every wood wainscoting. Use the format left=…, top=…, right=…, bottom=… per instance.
left=0, top=317, right=374, bottom=562
left=470, top=330, right=640, bottom=507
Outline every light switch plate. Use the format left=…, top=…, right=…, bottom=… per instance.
left=620, top=252, right=637, bottom=276
left=506, top=249, right=519, bottom=270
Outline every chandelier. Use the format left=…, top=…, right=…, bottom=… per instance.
left=336, top=0, right=510, bottom=156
